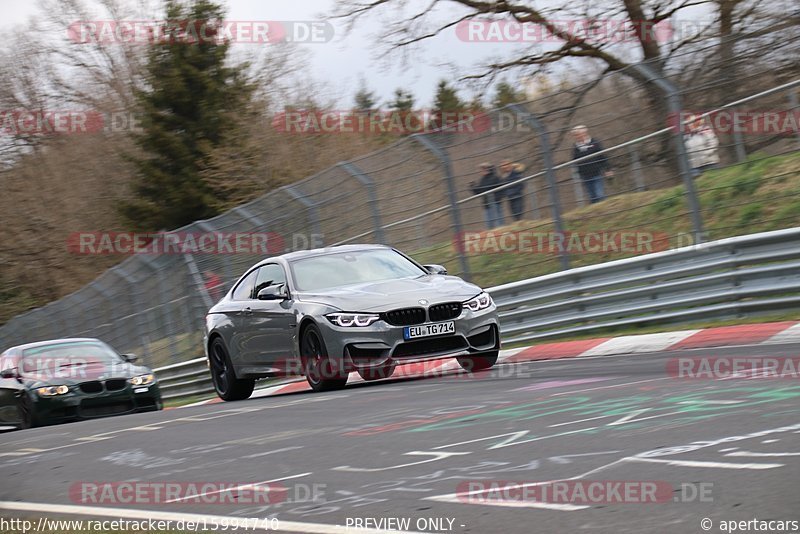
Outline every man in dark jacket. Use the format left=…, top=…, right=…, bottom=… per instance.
left=470, top=163, right=504, bottom=229
left=500, top=159, right=526, bottom=221
left=572, top=125, right=613, bottom=204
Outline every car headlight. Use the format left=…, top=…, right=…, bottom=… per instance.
left=326, top=313, right=381, bottom=327
left=129, top=374, right=156, bottom=386
left=465, top=292, right=493, bottom=312
left=36, top=385, right=69, bottom=396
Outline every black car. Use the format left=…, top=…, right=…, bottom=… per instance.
left=0, top=338, right=162, bottom=430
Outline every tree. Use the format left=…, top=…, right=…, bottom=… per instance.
left=120, top=0, right=254, bottom=232
left=492, top=80, right=526, bottom=109
left=354, top=79, right=377, bottom=113
left=333, top=0, right=799, bottom=129
left=389, top=88, right=415, bottom=112
left=430, top=80, right=465, bottom=130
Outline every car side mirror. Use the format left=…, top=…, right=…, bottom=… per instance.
left=257, top=285, right=288, bottom=301
left=121, top=353, right=139, bottom=363
left=423, top=264, right=448, bottom=275
left=0, top=367, right=18, bottom=379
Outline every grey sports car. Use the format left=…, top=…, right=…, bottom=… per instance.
left=204, top=245, right=500, bottom=399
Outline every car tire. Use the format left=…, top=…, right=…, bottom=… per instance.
left=456, top=350, right=499, bottom=372
left=209, top=338, right=255, bottom=401
left=16, top=393, right=37, bottom=429
left=357, top=362, right=397, bottom=381
left=301, top=324, right=348, bottom=392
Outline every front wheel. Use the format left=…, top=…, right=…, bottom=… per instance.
left=16, top=393, right=37, bottom=429
left=209, top=338, right=255, bottom=401
left=456, top=351, right=498, bottom=372
left=301, top=324, right=348, bottom=392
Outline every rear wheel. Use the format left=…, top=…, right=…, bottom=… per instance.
left=301, top=324, right=348, bottom=392
left=209, top=338, right=255, bottom=401
left=456, top=351, right=498, bottom=372
left=357, top=362, right=397, bottom=381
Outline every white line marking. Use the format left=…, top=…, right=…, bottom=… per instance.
left=676, top=400, right=745, bottom=405
left=242, top=446, right=304, bottom=459
left=424, top=494, right=588, bottom=511
left=627, top=457, right=783, bottom=469
left=548, top=414, right=615, bottom=427
left=550, top=377, right=671, bottom=396
left=725, top=451, right=800, bottom=457
left=0, top=501, right=423, bottom=534
left=607, top=408, right=652, bottom=426
left=164, top=472, right=312, bottom=503
left=425, top=458, right=629, bottom=511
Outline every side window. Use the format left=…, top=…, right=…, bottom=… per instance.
left=253, top=264, right=287, bottom=298
left=231, top=269, right=259, bottom=301
left=0, top=351, right=16, bottom=373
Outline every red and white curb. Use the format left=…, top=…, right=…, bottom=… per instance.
left=181, top=320, right=800, bottom=407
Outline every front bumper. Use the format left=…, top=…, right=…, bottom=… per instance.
left=318, top=306, right=500, bottom=371
left=31, top=380, right=162, bottom=426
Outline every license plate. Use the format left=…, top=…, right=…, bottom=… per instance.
left=404, top=321, right=455, bottom=340
left=134, top=387, right=149, bottom=393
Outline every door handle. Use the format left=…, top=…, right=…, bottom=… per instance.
left=242, top=307, right=253, bottom=316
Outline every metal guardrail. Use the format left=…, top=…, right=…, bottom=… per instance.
left=492, top=227, right=800, bottom=345
left=154, top=357, right=213, bottom=402
left=155, top=228, right=800, bottom=402
left=154, top=357, right=297, bottom=403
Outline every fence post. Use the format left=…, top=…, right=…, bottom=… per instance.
left=789, top=89, right=800, bottom=148
left=140, top=256, right=179, bottom=363
left=732, top=121, right=747, bottom=163
left=411, top=134, right=471, bottom=281
left=112, top=265, right=150, bottom=359
left=571, top=167, right=585, bottom=208
left=631, top=63, right=706, bottom=244
left=508, top=103, right=570, bottom=270
left=284, top=185, right=322, bottom=244
left=338, top=161, right=386, bottom=243
left=629, top=145, right=646, bottom=192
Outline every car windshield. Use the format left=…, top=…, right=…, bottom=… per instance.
left=290, top=249, right=427, bottom=291
left=20, top=341, right=122, bottom=374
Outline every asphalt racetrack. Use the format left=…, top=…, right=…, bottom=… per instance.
left=2, top=343, right=800, bottom=533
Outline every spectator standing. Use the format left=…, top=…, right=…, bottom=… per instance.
left=499, top=159, right=526, bottom=221
left=470, top=163, right=505, bottom=229
left=684, top=114, right=720, bottom=177
left=572, top=125, right=613, bottom=204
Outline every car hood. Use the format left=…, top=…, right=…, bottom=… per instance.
left=21, top=361, right=149, bottom=387
left=295, top=275, right=483, bottom=312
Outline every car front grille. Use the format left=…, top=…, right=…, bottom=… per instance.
left=392, top=336, right=468, bottom=358
left=79, top=381, right=103, bottom=394
left=382, top=307, right=426, bottom=326
left=428, top=302, right=462, bottom=322
left=78, top=378, right=129, bottom=394
left=105, top=379, right=127, bottom=391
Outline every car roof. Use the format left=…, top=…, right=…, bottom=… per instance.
left=6, top=338, right=104, bottom=353
left=254, top=244, right=392, bottom=268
